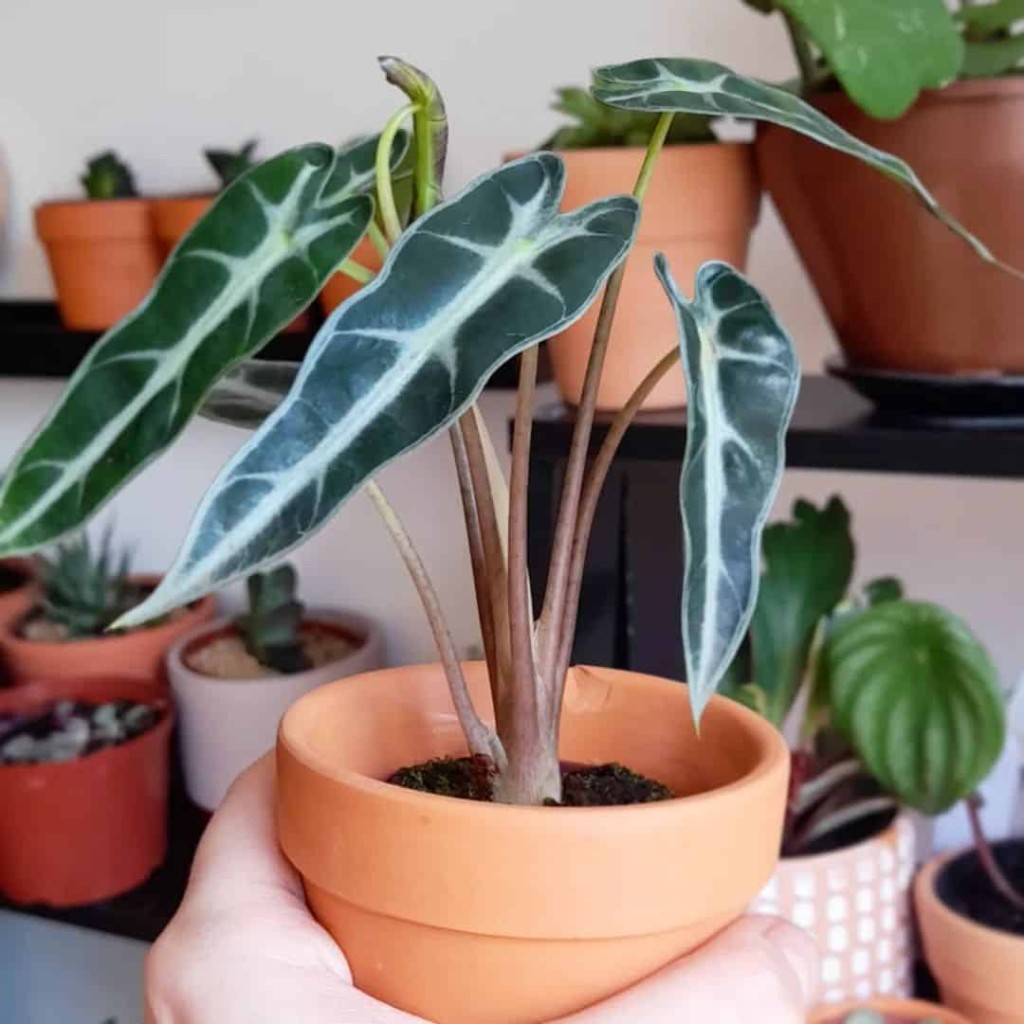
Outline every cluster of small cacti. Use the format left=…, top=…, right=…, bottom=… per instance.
left=237, top=563, right=311, bottom=674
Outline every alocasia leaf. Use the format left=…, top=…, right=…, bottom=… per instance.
left=656, top=257, right=800, bottom=723
left=824, top=600, right=1005, bottom=814
left=592, top=58, right=1021, bottom=276
left=116, top=153, right=639, bottom=626
left=0, top=132, right=409, bottom=557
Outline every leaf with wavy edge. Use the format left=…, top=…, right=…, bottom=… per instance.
left=117, top=153, right=639, bottom=626
left=656, top=256, right=800, bottom=723
left=0, top=133, right=409, bottom=557
left=594, top=58, right=1021, bottom=277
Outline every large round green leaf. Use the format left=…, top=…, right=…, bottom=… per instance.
left=824, top=600, right=1004, bottom=815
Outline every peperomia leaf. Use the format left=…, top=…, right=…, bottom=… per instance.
left=775, top=0, right=963, bottom=119
left=956, top=0, right=1024, bottom=33
left=748, top=496, right=855, bottom=727
left=961, top=36, right=1024, bottom=77
left=116, top=154, right=639, bottom=625
left=824, top=600, right=1005, bottom=815
left=656, top=257, right=800, bottom=723
left=592, top=58, right=1020, bottom=276
left=0, top=134, right=406, bottom=558
left=199, top=359, right=298, bottom=430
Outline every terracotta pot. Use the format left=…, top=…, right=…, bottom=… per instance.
left=0, top=559, right=36, bottom=630
left=808, top=996, right=973, bottom=1024
left=0, top=578, right=216, bottom=687
left=277, top=662, right=789, bottom=1024
left=319, top=236, right=382, bottom=315
left=152, top=195, right=310, bottom=333
left=0, top=676, right=172, bottom=906
left=750, top=814, right=916, bottom=1005
left=35, top=198, right=162, bottom=331
left=544, top=144, right=760, bottom=410
left=757, top=79, right=1024, bottom=374
left=167, top=609, right=384, bottom=810
left=917, top=848, right=1024, bottom=1024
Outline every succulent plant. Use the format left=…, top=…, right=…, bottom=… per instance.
left=80, top=151, right=138, bottom=200
left=204, top=139, right=259, bottom=189
left=237, top=563, right=311, bottom=674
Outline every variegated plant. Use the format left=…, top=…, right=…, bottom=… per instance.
left=0, top=54, right=1010, bottom=804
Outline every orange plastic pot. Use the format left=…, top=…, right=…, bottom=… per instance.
left=0, top=579, right=215, bottom=688
left=35, top=199, right=162, bottom=331
left=809, top=996, right=973, bottom=1024
left=0, top=676, right=172, bottom=906
left=0, top=559, right=36, bottom=630
left=319, top=236, right=383, bottom=315
left=277, top=662, right=789, bottom=1024
left=545, top=144, right=759, bottom=411
left=917, top=852, right=1024, bottom=1024
left=757, top=79, right=1024, bottom=374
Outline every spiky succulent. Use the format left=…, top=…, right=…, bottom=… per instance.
left=237, top=563, right=311, bottom=674
left=203, top=139, right=259, bottom=190
left=34, top=530, right=134, bottom=638
left=80, top=151, right=138, bottom=200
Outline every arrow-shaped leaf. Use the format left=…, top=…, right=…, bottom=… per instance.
left=118, top=153, right=639, bottom=625
left=593, top=58, right=1020, bottom=276
left=0, top=133, right=409, bottom=557
left=656, top=257, right=800, bottom=723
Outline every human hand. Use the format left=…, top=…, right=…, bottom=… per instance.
left=147, top=756, right=817, bottom=1024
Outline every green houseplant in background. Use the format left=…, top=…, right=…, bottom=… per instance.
left=0, top=50, right=1010, bottom=1024
left=747, top=0, right=1024, bottom=378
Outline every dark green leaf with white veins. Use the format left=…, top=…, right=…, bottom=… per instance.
left=118, top=153, right=640, bottom=625
left=824, top=600, right=1005, bottom=815
left=593, top=58, right=1021, bottom=276
left=0, top=133, right=410, bottom=557
left=656, top=257, right=800, bottom=723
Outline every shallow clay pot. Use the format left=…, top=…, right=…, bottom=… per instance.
left=35, top=198, right=162, bottom=331
left=808, top=996, right=973, bottom=1024
left=917, top=846, right=1024, bottom=1024
left=0, top=558, right=36, bottom=630
left=0, top=577, right=216, bottom=687
left=167, top=609, right=384, bottom=810
left=757, top=79, right=1024, bottom=375
left=319, top=236, right=382, bottom=315
left=277, top=662, right=789, bottom=1024
left=545, top=144, right=759, bottom=410
left=751, top=814, right=916, bottom=1004
left=0, top=676, right=172, bottom=906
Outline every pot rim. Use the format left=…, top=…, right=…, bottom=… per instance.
left=808, top=995, right=972, bottom=1024
left=779, top=810, right=906, bottom=868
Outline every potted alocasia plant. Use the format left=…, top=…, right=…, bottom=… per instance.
left=34, top=151, right=163, bottom=331
left=736, top=497, right=1004, bottom=1005
left=0, top=51, right=1007, bottom=1024
left=746, top=0, right=1024, bottom=377
left=535, top=87, right=759, bottom=411
left=166, top=562, right=383, bottom=810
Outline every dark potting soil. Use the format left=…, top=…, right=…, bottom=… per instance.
left=0, top=563, right=27, bottom=593
left=936, top=838, right=1024, bottom=936
left=388, top=756, right=673, bottom=806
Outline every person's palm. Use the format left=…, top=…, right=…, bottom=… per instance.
left=147, top=757, right=816, bottom=1024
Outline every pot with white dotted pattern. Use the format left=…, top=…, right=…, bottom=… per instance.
left=750, top=813, right=916, bottom=1006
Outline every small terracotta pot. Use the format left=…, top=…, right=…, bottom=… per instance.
left=757, top=79, right=1024, bottom=375
left=319, top=236, right=383, bottom=315
left=35, top=199, right=162, bottom=331
left=0, top=578, right=216, bottom=688
left=751, top=814, right=916, bottom=1004
left=808, top=996, right=973, bottom=1024
left=277, top=662, right=789, bottom=1024
left=917, top=848, right=1024, bottom=1024
left=0, top=559, right=36, bottom=630
left=0, top=676, right=172, bottom=906
left=544, top=144, right=760, bottom=411
left=152, top=195, right=310, bottom=333
left=167, top=609, right=384, bottom=810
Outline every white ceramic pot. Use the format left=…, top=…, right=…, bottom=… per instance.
left=166, top=609, right=384, bottom=810
left=749, top=814, right=916, bottom=1005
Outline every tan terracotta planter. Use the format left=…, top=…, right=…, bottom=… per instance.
left=319, top=236, right=382, bottom=315
left=757, top=79, right=1024, bottom=375
left=545, top=144, right=759, bottom=410
left=277, top=662, right=789, bottom=1024
left=809, top=996, right=973, bottom=1024
left=167, top=609, right=384, bottom=810
left=751, top=814, right=916, bottom=1004
left=917, top=850, right=1024, bottom=1024
left=0, top=677, right=172, bottom=906
left=35, top=198, right=162, bottom=331
left=0, top=559, right=36, bottom=629
left=0, top=578, right=216, bottom=687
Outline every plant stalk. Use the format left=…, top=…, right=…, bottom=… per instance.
left=367, top=220, right=390, bottom=263
left=966, top=792, right=1024, bottom=911
left=337, top=259, right=374, bottom=285
left=375, top=103, right=417, bottom=244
